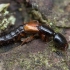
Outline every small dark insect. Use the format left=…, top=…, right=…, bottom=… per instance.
left=0, top=20, right=68, bottom=51
left=0, top=0, right=68, bottom=51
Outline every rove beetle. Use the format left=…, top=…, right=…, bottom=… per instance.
left=0, top=20, right=68, bottom=51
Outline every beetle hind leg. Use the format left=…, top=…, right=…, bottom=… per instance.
left=21, top=35, right=35, bottom=46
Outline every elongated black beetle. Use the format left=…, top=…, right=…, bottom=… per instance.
left=0, top=20, right=68, bottom=51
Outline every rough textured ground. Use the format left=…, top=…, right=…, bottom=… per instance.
left=0, top=0, right=70, bottom=70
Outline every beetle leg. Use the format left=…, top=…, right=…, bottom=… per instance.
left=14, top=33, right=26, bottom=42
left=21, top=35, right=34, bottom=45
left=39, top=33, right=50, bottom=42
